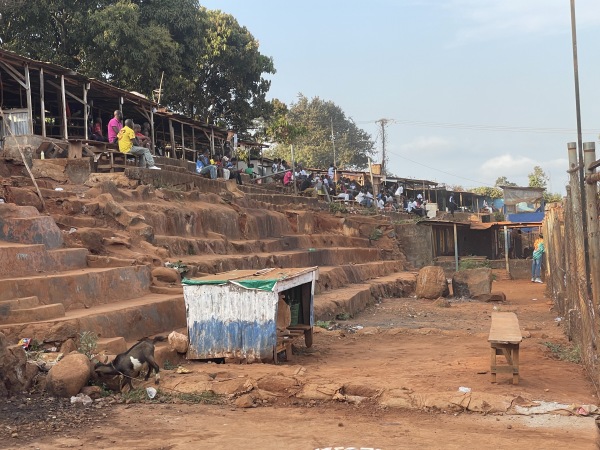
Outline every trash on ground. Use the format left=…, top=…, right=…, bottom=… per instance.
left=146, top=387, right=157, bottom=399
left=458, top=386, right=471, bottom=393
left=70, top=393, right=93, bottom=407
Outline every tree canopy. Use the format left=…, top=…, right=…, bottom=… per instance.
left=528, top=166, right=549, bottom=189
left=0, top=1, right=274, bottom=133
left=266, top=94, right=375, bottom=170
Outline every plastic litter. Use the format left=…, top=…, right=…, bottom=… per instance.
left=54, top=187, right=64, bottom=191
left=146, top=387, right=157, bottom=399
left=554, top=317, right=562, bottom=322
left=18, top=338, right=31, bottom=349
left=458, top=386, right=471, bottom=393
left=70, top=394, right=93, bottom=407
left=68, top=227, right=77, bottom=234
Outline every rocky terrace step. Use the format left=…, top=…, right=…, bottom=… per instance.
left=1, top=293, right=185, bottom=343
left=0, top=242, right=88, bottom=278
left=155, top=234, right=372, bottom=258
left=0, top=265, right=152, bottom=310
left=314, top=272, right=417, bottom=321
left=0, top=296, right=40, bottom=312
left=0, top=303, right=65, bottom=325
left=316, top=261, right=406, bottom=294
left=180, top=247, right=383, bottom=277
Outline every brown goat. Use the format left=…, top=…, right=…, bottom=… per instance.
left=94, top=336, right=166, bottom=392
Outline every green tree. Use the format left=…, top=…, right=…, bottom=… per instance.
left=267, top=94, right=374, bottom=170
left=0, top=1, right=275, bottom=134
left=180, top=9, right=275, bottom=132
left=470, top=186, right=503, bottom=199
left=528, top=166, right=549, bottom=188
left=494, top=176, right=517, bottom=187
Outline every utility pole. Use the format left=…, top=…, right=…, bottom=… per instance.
left=377, top=118, right=389, bottom=175
left=330, top=117, right=336, bottom=167
left=570, top=0, right=591, bottom=295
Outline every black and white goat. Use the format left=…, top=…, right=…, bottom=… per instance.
left=94, top=336, right=166, bottom=392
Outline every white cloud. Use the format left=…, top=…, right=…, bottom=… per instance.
left=445, top=0, right=600, bottom=45
left=481, top=154, right=535, bottom=179
left=398, top=136, right=454, bottom=154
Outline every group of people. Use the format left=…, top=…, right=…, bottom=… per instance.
left=97, top=110, right=160, bottom=170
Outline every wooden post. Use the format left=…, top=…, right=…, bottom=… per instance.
left=192, top=127, right=196, bottom=151
left=39, top=68, right=46, bottom=137
left=583, top=142, right=600, bottom=310
left=150, top=108, right=155, bottom=154
left=181, top=122, right=185, bottom=160
left=568, top=142, right=595, bottom=352
left=169, top=119, right=175, bottom=158
left=24, top=65, right=33, bottom=134
left=83, top=83, right=89, bottom=140
left=453, top=223, right=459, bottom=272
left=210, top=127, right=215, bottom=156
left=504, top=225, right=510, bottom=275
left=291, top=144, right=297, bottom=196
left=60, top=75, right=68, bottom=139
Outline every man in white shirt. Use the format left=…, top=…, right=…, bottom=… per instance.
left=328, top=163, right=335, bottom=178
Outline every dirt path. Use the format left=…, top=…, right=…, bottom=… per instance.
left=2, top=279, right=598, bottom=449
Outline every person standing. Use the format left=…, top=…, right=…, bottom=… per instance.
left=531, top=233, right=545, bottom=283
left=448, top=193, right=458, bottom=216
left=107, top=110, right=123, bottom=144
left=117, top=119, right=161, bottom=169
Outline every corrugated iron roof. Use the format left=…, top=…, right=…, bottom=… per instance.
left=184, top=267, right=318, bottom=284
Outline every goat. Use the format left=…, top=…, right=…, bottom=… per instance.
left=94, top=336, right=166, bottom=392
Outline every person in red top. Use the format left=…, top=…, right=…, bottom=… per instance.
left=91, top=117, right=107, bottom=142
left=133, top=124, right=151, bottom=150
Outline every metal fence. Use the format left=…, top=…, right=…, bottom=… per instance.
left=545, top=142, right=600, bottom=393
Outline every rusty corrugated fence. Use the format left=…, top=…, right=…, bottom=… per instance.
left=544, top=142, right=600, bottom=393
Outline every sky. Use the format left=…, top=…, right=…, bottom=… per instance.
left=200, top=0, right=600, bottom=193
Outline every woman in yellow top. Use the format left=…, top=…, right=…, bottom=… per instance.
left=117, top=119, right=160, bottom=170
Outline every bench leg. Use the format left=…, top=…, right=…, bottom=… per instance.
left=490, top=347, right=497, bottom=383
left=512, top=346, right=520, bottom=385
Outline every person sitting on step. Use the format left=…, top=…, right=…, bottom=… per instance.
left=117, top=119, right=160, bottom=170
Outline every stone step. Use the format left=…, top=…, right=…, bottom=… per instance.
left=0, top=265, right=152, bottom=309
left=316, top=261, right=406, bottom=294
left=96, top=336, right=127, bottom=355
left=0, top=215, right=64, bottom=249
left=314, top=272, right=417, bottom=321
left=155, top=234, right=372, bottom=258
left=180, top=247, right=383, bottom=277
left=0, top=296, right=40, bottom=311
left=0, top=303, right=65, bottom=325
left=1, top=293, right=185, bottom=343
left=0, top=242, right=88, bottom=278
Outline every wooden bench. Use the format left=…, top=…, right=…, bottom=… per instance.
left=275, top=324, right=313, bottom=362
left=71, top=139, right=141, bottom=172
left=488, top=312, right=522, bottom=384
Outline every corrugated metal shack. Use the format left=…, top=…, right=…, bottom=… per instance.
left=182, top=267, right=318, bottom=363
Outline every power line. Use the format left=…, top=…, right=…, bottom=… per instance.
left=355, top=118, right=600, bottom=135
left=386, top=148, right=495, bottom=188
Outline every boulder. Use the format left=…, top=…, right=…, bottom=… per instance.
left=168, top=331, right=188, bottom=354
left=44, top=322, right=78, bottom=342
left=60, top=338, right=77, bottom=354
left=46, top=352, right=92, bottom=397
left=474, top=291, right=506, bottom=302
left=256, top=375, right=299, bottom=394
left=452, top=268, right=493, bottom=298
left=153, top=267, right=181, bottom=285
left=0, top=332, right=30, bottom=396
left=416, top=266, right=449, bottom=299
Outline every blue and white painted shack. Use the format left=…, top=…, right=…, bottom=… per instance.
left=182, top=267, right=318, bottom=363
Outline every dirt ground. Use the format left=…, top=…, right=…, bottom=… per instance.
left=2, top=279, right=599, bottom=449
